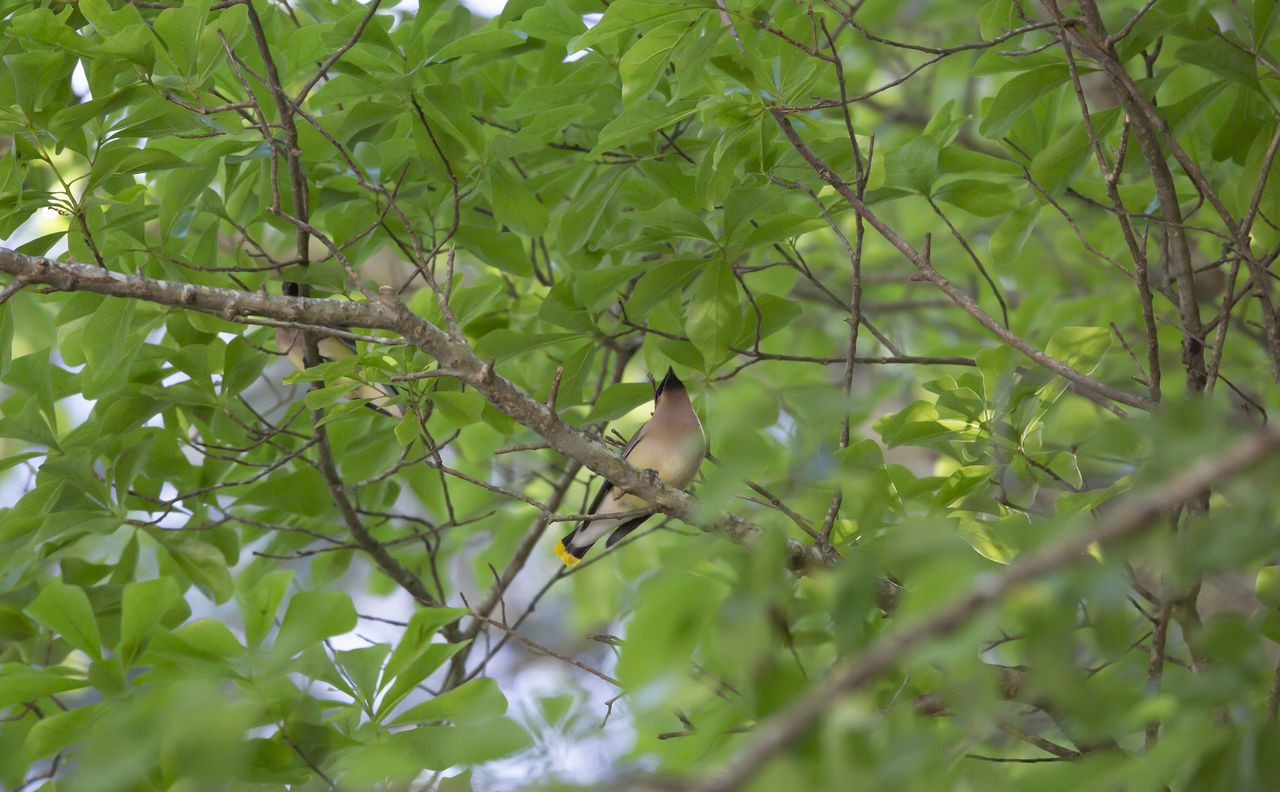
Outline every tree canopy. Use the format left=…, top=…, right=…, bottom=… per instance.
left=2, top=0, right=1280, bottom=790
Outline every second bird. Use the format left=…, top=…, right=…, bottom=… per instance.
left=554, top=367, right=706, bottom=567
left=275, top=282, right=404, bottom=419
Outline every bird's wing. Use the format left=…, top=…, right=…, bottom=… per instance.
left=317, top=335, right=358, bottom=360
left=582, top=417, right=652, bottom=517
left=618, top=417, right=651, bottom=459
left=605, top=514, right=651, bottom=548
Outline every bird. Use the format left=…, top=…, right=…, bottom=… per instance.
left=554, top=367, right=706, bottom=567
left=274, top=282, right=405, bottom=418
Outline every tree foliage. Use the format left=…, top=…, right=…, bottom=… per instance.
left=2, top=0, right=1280, bottom=790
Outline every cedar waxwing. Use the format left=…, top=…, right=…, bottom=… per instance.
left=554, top=367, right=706, bottom=566
left=275, top=283, right=404, bottom=418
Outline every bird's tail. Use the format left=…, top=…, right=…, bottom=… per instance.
left=355, top=382, right=405, bottom=419
left=554, top=528, right=589, bottom=567
left=554, top=514, right=651, bottom=567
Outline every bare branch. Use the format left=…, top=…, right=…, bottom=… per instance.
left=768, top=109, right=1157, bottom=411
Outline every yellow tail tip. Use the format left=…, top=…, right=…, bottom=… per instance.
left=553, top=541, right=580, bottom=567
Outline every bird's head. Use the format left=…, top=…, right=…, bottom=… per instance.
left=655, top=366, right=685, bottom=401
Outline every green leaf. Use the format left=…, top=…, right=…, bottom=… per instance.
left=558, top=166, right=624, bottom=252
left=1214, top=86, right=1270, bottom=164
left=488, top=164, right=548, bottom=236
left=933, top=179, right=1019, bottom=216
left=1034, top=326, right=1112, bottom=413
left=87, top=144, right=195, bottom=192
left=875, top=401, right=952, bottom=448
left=400, top=717, right=532, bottom=768
left=160, top=535, right=235, bottom=604
left=335, top=643, right=391, bottom=705
left=111, top=431, right=153, bottom=502
left=304, top=381, right=359, bottom=410
left=737, top=214, right=828, bottom=251
left=627, top=259, right=701, bottom=319
left=617, top=571, right=721, bottom=685
left=1162, top=82, right=1228, bottom=135
left=167, top=618, right=244, bottom=659
left=389, top=677, right=507, bottom=726
left=1026, top=450, right=1083, bottom=488
left=394, top=410, right=421, bottom=445
left=378, top=642, right=468, bottom=721
left=119, top=577, right=182, bottom=665
left=222, top=336, right=267, bottom=398
left=153, top=0, right=209, bottom=77
left=990, top=202, right=1040, bottom=263
left=685, top=258, right=742, bottom=368
left=585, top=382, right=653, bottom=423
left=88, top=656, right=126, bottom=695
left=978, top=0, right=1017, bottom=40
left=1256, top=0, right=1279, bottom=48
left=884, top=135, right=940, bottom=195
left=1257, top=566, right=1280, bottom=608
left=591, top=98, right=698, bottom=155
left=511, top=0, right=587, bottom=45
left=377, top=607, right=468, bottom=717
left=454, top=224, right=534, bottom=278
left=270, top=591, right=357, bottom=661
left=238, top=569, right=294, bottom=650
left=1044, top=326, right=1112, bottom=375
left=430, top=29, right=527, bottom=60
left=159, top=161, right=216, bottom=238
left=430, top=390, right=485, bottom=426
left=81, top=297, right=156, bottom=398
left=1029, top=106, right=1120, bottom=194
left=749, top=294, right=803, bottom=343
left=979, top=65, right=1069, bottom=140
left=27, top=582, right=102, bottom=659
left=620, top=19, right=691, bottom=103
left=1177, top=37, right=1260, bottom=89
left=539, top=280, right=598, bottom=334
left=23, top=703, right=102, bottom=761
left=473, top=330, right=576, bottom=362
left=243, top=468, right=332, bottom=518
left=958, top=514, right=1019, bottom=564
left=631, top=198, right=714, bottom=241
left=381, top=608, right=468, bottom=682
left=572, top=1, right=700, bottom=51
left=934, top=465, right=998, bottom=508
left=571, top=261, right=650, bottom=310
left=0, top=668, right=88, bottom=709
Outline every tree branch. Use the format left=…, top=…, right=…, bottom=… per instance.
left=692, top=425, right=1280, bottom=792
left=768, top=109, right=1157, bottom=412
left=0, top=249, right=824, bottom=567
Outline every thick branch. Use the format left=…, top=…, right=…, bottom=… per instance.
left=0, top=249, right=824, bottom=566
left=693, top=425, right=1280, bottom=792
left=1071, top=0, right=1206, bottom=393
